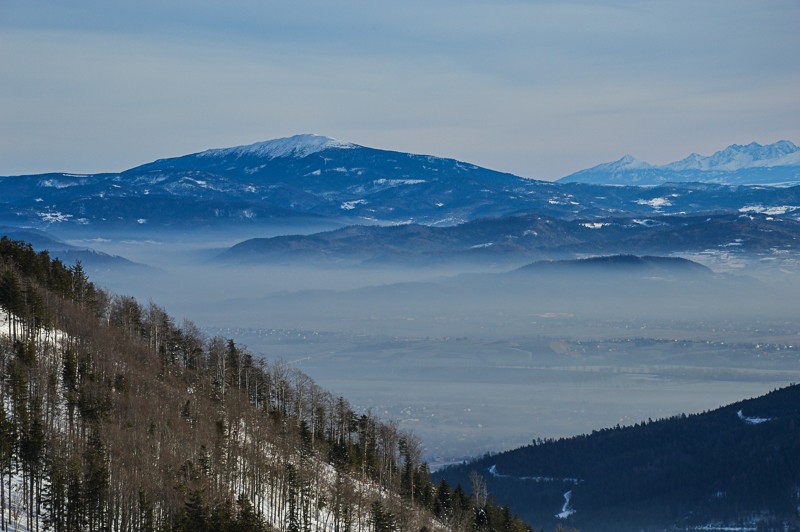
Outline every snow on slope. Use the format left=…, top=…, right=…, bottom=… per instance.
left=488, top=465, right=581, bottom=484
left=584, top=154, right=652, bottom=172
left=197, top=134, right=357, bottom=160
left=556, top=490, right=576, bottom=519
left=736, top=409, right=773, bottom=425
left=2, top=308, right=439, bottom=532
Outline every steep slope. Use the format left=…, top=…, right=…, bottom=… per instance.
left=436, top=384, right=800, bottom=531
left=560, top=140, right=800, bottom=186
left=0, top=237, right=532, bottom=532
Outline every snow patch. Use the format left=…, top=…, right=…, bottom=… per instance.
left=631, top=218, right=664, bottom=227
left=739, top=205, right=800, bottom=216
left=39, top=179, right=80, bottom=189
left=38, top=211, right=72, bottom=223
left=244, top=164, right=268, bottom=174
left=488, top=465, right=580, bottom=484
left=341, top=200, right=367, bottom=210
left=374, top=178, right=427, bottom=186
left=636, top=197, right=672, bottom=209
left=737, top=409, right=773, bottom=425
left=690, top=525, right=757, bottom=531
left=556, top=490, right=576, bottom=519
left=580, top=222, right=609, bottom=229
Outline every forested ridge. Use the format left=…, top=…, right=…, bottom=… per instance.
left=437, top=382, right=800, bottom=531
left=0, top=237, right=533, bottom=532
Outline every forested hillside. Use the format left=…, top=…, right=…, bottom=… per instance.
left=0, top=237, right=531, bottom=532
left=437, top=384, right=800, bottom=531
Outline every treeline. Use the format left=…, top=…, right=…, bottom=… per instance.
left=437, top=382, right=800, bottom=531
left=0, top=237, right=532, bottom=532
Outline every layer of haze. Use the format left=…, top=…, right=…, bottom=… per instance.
left=2, top=0, right=799, bottom=179
left=69, top=231, right=800, bottom=466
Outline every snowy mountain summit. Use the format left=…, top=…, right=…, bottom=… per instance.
left=588, top=154, right=652, bottom=172
left=560, top=140, right=800, bottom=186
left=197, top=134, right=358, bottom=160
left=665, top=140, right=800, bottom=172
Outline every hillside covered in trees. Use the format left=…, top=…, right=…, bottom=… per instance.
left=0, top=236, right=533, bottom=532
left=437, top=383, right=800, bottom=531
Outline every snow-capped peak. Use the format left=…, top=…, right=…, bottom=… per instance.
left=664, top=152, right=705, bottom=171
left=197, top=134, right=358, bottom=160
left=664, top=140, right=800, bottom=171
left=595, top=154, right=652, bottom=171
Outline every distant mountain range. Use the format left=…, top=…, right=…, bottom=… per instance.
left=436, top=383, right=800, bottom=531
left=559, top=140, right=800, bottom=186
left=215, top=212, right=800, bottom=266
left=2, top=135, right=800, bottom=234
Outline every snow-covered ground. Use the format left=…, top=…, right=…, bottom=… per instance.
left=0, top=472, right=47, bottom=532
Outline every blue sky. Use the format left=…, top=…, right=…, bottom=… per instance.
left=1, top=0, right=798, bottom=180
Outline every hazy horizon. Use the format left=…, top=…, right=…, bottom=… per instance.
left=73, top=234, right=800, bottom=465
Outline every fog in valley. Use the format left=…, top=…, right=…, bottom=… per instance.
left=64, top=230, right=800, bottom=467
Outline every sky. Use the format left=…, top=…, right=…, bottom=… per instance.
left=1, top=0, right=799, bottom=180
